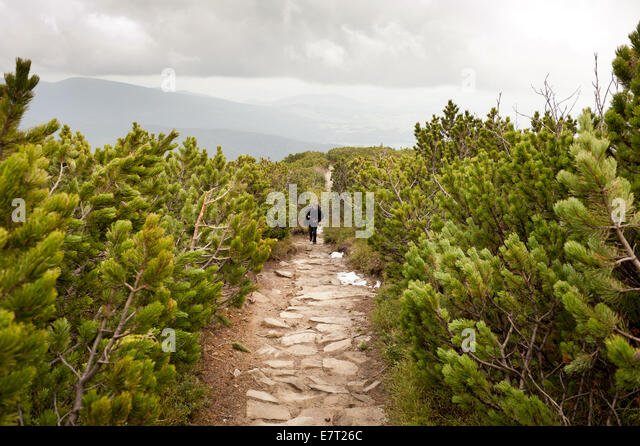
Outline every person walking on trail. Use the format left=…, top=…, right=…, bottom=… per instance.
left=305, top=203, right=322, bottom=244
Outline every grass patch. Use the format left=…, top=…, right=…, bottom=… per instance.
left=160, top=372, right=208, bottom=425
left=323, top=226, right=385, bottom=275
left=385, top=359, right=476, bottom=426
left=348, top=239, right=385, bottom=276
left=268, top=235, right=297, bottom=261
left=323, top=225, right=354, bottom=249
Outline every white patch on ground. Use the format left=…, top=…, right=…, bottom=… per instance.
left=337, top=271, right=367, bottom=287
left=374, top=281, right=380, bottom=288
left=330, top=251, right=344, bottom=258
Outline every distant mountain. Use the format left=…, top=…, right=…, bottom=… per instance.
left=144, top=125, right=335, bottom=160
left=20, top=77, right=412, bottom=159
left=20, top=78, right=338, bottom=160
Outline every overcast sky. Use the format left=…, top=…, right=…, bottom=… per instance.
left=1, top=0, right=639, bottom=137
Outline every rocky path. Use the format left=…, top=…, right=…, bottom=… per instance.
left=235, top=230, right=387, bottom=426
left=195, top=167, right=387, bottom=426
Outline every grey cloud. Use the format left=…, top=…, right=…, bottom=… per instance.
left=0, top=0, right=638, bottom=90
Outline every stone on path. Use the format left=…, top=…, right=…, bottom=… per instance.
left=315, top=323, right=340, bottom=333
left=351, top=393, right=375, bottom=405
left=300, top=357, right=323, bottom=369
left=286, top=344, right=318, bottom=356
left=281, top=331, right=316, bottom=346
left=266, top=330, right=282, bottom=338
left=297, top=408, right=336, bottom=425
left=247, top=368, right=276, bottom=386
left=275, top=270, right=294, bottom=278
left=277, top=391, right=319, bottom=405
left=285, top=416, right=317, bottom=426
left=317, top=332, right=349, bottom=344
left=273, top=376, right=307, bottom=392
left=263, top=317, right=288, bottom=329
left=333, top=407, right=387, bottom=425
left=280, top=311, right=303, bottom=319
left=363, top=380, right=381, bottom=392
left=323, top=338, right=352, bottom=353
left=286, top=305, right=310, bottom=312
left=308, top=383, right=348, bottom=394
left=347, top=380, right=368, bottom=392
left=310, top=316, right=352, bottom=325
left=323, top=358, right=358, bottom=376
left=250, top=291, right=269, bottom=303
left=264, top=368, right=297, bottom=376
left=256, top=345, right=282, bottom=356
left=246, top=389, right=279, bottom=404
left=263, top=360, right=294, bottom=369
left=246, top=400, right=290, bottom=421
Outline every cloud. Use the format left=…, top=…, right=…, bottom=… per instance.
left=0, top=0, right=638, bottom=91
left=304, top=39, right=346, bottom=67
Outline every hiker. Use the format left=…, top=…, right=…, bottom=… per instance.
left=305, top=203, right=322, bottom=244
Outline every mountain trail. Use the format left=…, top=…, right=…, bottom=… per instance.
left=194, top=168, right=388, bottom=426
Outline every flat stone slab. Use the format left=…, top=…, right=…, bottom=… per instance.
left=297, top=408, right=336, bottom=425
left=324, top=394, right=353, bottom=406
left=323, top=358, right=358, bottom=376
left=246, top=400, right=291, bottom=421
left=277, top=391, right=320, bottom=405
left=317, top=333, right=349, bottom=344
left=252, top=291, right=269, bottom=302
left=273, top=376, right=307, bottom=391
left=246, top=389, right=279, bottom=404
left=333, top=407, right=387, bottom=425
left=275, top=270, right=294, bottom=278
left=308, top=383, right=348, bottom=394
left=297, top=291, right=343, bottom=301
left=286, top=305, right=312, bottom=312
left=263, top=360, right=294, bottom=369
left=286, top=344, right=318, bottom=356
left=315, top=323, right=341, bottom=333
left=347, top=380, right=368, bottom=393
left=256, top=345, right=284, bottom=357
left=305, top=299, right=357, bottom=309
left=351, top=393, right=375, bottom=405
left=285, top=416, right=317, bottom=426
left=263, top=368, right=297, bottom=376
left=280, top=311, right=304, bottom=319
left=247, top=368, right=276, bottom=386
left=364, top=380, right=381, bottom=392
left=324, top=338, right=352, bottom=353
left=310, top=316, right=352, bottom=325
left=281, top=332, right=316, bottom=346
left=263, top=317, right=288, bottom=329
left=300, top=357, right=323, bottom=369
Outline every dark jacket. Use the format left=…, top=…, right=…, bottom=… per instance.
left=305, top=205, right=322, bottom=227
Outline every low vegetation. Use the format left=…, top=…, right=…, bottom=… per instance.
left=329, top=22, right=640, bottom=425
